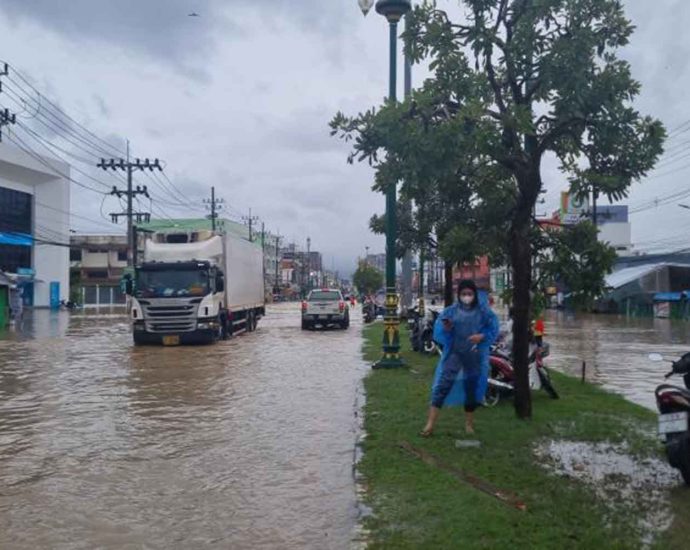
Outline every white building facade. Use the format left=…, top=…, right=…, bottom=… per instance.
left=0, top=143, right=70, bottom=307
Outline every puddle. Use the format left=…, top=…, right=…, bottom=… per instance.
left=534, top=440, right=680, bottom=546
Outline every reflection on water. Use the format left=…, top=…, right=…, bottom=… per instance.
left=0, top=304, right=367, bottom=549
left=546, top=311, right=690, bottom=410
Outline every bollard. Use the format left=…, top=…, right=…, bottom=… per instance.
left=581, top=361, right=586, bottom=384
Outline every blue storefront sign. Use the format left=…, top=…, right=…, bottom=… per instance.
left=50, top=282, right=60, bottom=310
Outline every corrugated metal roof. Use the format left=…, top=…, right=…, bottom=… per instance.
left=605, top=263, right=690, bottom=289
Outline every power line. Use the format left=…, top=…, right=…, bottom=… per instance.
left=0, top=60, right=126, bottom=157
left=4, top=131, right=108, bottom=195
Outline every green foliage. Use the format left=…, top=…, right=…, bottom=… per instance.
left=537, top=221, right=617, bottom=310
left=353, top=262, right=384, bottom=295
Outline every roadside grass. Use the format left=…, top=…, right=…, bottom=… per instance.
left=360, top=323, right=690, bottom=549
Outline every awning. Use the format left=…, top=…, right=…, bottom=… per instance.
left=0, top=232, right=32, bottom=246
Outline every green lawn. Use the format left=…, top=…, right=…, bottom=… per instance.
left=359, top=323, right=690, bottom=549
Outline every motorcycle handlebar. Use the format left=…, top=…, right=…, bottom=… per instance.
left=665, top=370, right=675, bottom=379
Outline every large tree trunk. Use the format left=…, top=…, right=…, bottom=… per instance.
left=510, top=175, right=537, bottom=419
left=444, top=261, right=454, bottom=306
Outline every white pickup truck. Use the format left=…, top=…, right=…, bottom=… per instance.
left=301, top=289, right=350, bottom=330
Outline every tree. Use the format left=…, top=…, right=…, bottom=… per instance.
left=536, top=221, right=617, bottom=310
left=403, top=0, right=665, bottom=418
left=353, top=262, right=384, bottom=296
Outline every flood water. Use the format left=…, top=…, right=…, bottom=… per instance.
left=0, top=304, right=367, bottom=549
left=545, top=310, right=690, bottom=410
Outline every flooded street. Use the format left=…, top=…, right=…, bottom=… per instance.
left=546, top=311, right=690, bottom=410
left=0, top=304, right=367, bottom=549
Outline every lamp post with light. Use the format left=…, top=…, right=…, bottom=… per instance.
left=359, top=0, right=411, bottom=368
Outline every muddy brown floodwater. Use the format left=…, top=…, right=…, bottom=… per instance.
left=545, top=310, right=690, bottom=410
left=0, top=304, right=367, bottom=549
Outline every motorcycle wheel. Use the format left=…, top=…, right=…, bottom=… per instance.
left=538, top=367, right=559, bottom=400
left=484, top=384, right=500, bottom=407
left=423, top=338, right=436, bottom=355
left=681, top=463, right=690, bottom=486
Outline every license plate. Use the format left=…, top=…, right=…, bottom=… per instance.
left=319, top=315, right=329, bottom=320
left=659, top=412, right=689, bottom=435
left=162, top=335, right=180, bottom=346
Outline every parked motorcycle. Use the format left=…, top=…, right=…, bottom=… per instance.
left=420, top=310, right=440, bottom=355
left=485, top=342, right=559, bottom=406
left=363, top=301, right=376, bottom=324
left=650, top=352, right=690, bottom=485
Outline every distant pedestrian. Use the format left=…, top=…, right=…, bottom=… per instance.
left=533, top=316, right=545, bottom=348
left=420, top=280, right=499, bottom=437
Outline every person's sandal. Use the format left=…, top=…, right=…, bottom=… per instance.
left=419, top=429, right=433, bottom=438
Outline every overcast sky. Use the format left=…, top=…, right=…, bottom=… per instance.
left=0, top=1, right=688, bottom=275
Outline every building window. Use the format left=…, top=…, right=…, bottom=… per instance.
left=117, top=250, right=127, bottom=262
left=0, top=187, right=33, bottom=273
left=0, top=244, right=31, bottom=273
left=70, top=249, right=83, bottom=262
left=86, top=270, right=109, bottom=279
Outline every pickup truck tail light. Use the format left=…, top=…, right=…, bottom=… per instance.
left=302, top=301, right=308, bottom=312
left=339, top=301, right=345, bottom=312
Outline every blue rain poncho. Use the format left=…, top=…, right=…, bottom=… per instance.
left=430, top=298, right=499, bottom=408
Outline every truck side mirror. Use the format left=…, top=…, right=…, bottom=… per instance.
left=217, top=276, right=225, bottom=293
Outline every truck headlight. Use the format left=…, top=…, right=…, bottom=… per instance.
left=133, top=322, right=145, bottom=332
left=197, top=321, right=217, bottom=330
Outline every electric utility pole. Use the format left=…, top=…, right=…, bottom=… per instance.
left=243, top=208, right=259, bottom=242
left=98, top=143, right=160, bottom=267
left=203, top=186, right=225, bottom=231
left=274, top=233, right=282, bottom=293
left=0, top=65, right=17, bottom=141
left=306, top=237, right=311, bottom=291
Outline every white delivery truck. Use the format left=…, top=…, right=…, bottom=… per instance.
left=126, top=226, right=265, bottom=345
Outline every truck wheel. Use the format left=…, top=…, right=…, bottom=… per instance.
left=246, top=311, right=256, bottom=332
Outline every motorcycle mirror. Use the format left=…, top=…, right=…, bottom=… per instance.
left=648, top=353, right=664, bottom=362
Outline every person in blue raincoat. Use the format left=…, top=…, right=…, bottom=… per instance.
left=420, top=279, right=499, bottom=436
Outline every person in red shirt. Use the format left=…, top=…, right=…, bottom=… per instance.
left=533, top=317, right=545, bottom=348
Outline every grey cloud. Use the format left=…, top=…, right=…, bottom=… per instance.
left=0, top=0, right=225, bottom=71
left=0, top=0, right=356, bottom=76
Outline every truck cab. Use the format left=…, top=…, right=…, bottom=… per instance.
left=131, top=260, right=226, bottom=345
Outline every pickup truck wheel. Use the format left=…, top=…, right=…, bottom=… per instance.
left=301, top=319, right=309, bottom=330
left=341, top=315, right=350, bottom=330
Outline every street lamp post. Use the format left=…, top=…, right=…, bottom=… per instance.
left=361, top=0, right=411, bottom=369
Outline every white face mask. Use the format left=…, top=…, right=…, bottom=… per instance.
left=460, top=295, right=474, bottom=306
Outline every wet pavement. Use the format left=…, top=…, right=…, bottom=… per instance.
left=545, top=310, right=690, bottom=410
left=0, top=304, right=367, bottom=549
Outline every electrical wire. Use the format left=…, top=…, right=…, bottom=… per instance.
left=0, top=61, right=126, bottom=157
left=4, top=132, right=109, bottom=195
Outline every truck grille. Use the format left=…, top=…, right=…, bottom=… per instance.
left=142, top=300, right=200, bottom=333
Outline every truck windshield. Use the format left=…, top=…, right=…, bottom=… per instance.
left=308, top=291, right=341, bottom=301
left=135, top=269, right=209, bottom=298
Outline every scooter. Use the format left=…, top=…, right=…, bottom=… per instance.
left=363, top=301, right=376, bottom=324
left=649, top=352, right=690, bottom=485
left=419, top=310, right=440, bottom=355
left=485, top=341, right=559, bottom=406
